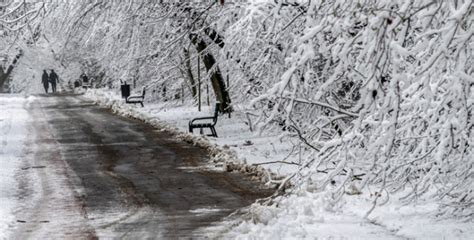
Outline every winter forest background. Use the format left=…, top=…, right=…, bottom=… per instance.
left=1, top=0, right=472, bottom=228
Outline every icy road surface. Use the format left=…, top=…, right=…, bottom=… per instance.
left=7, top=93, right=273, bottom=239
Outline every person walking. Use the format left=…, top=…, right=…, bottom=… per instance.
left=49, top=69, right=59, bottom=93
left=41, top=70, right=49, bottom=93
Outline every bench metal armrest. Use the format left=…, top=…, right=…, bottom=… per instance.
left=189, top=116, right=215, bottom=125
left=127, top=96, right=144, bottom=101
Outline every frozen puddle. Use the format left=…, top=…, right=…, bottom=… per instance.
left=177, top=165, right=224, bottom=172
left=189, top=208, right=228, bottom=215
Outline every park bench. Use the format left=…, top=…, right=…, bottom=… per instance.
left=126, top=86, right=146, bottom=107
left=189, top=103, right=220, bottom=138
left=81, top=74, right=92, bottom=89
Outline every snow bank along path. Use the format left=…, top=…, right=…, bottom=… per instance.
left=0, top=95, right=32, bottom=238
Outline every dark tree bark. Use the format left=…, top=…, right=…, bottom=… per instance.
left=190, top=33, right=231, bottom=113
left=0, top=52, right=22, bottom=93
left=204, top=28, right=225, bottom=48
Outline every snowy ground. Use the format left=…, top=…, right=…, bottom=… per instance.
left=0, top=94, right=31, bottom=239
left=84, top=88, right=473, bottom=239
left=221, top=190, right=473, bottom=239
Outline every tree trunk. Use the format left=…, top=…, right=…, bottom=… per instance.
left=0, top=52, right=22, bottom=93
left=0, top=67, right=8, bottom=93
left=190, top=34, right=231, bottom=113
left=204, top=28, right=224, bottom=48
left=183, top=48, right=198, bottom=101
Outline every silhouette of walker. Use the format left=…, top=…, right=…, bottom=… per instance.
left=49, top=69, right=59, bottom=93
left=41, top=70, right=49, bottom=93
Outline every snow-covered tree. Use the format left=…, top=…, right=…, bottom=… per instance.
left=227, top=0, right=473, bottom=218
left=0, top=0, right=44, bottom=92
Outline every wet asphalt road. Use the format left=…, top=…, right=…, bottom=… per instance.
left=12, top=93, right=272, bottom=239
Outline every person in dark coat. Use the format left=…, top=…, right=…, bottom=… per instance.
left=81, top=73, right=89, bottom=84
left=49, top=69, right=59, bottom=93
left=41, top=70, right=49, bottom=93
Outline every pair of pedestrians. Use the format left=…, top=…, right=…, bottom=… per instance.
left=41, top=69, right=59, bottom=93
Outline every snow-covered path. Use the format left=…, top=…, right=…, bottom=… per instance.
left=0, top=95, right=31, bottom=238
left=1, top=93, right=272, bottom=239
